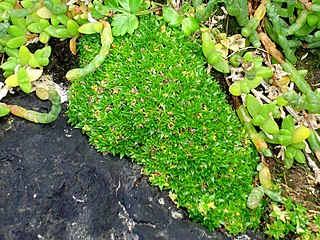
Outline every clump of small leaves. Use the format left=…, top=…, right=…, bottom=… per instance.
left=265, top=197, right=320, bottom=239
left=67, top=15, right=263, bottom=234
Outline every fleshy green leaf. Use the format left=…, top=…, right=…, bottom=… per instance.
left=211, top=57, right=230, bottom=73
left=294, top=149, right=306, bottom=163
left=6, top=36, right=26, bottom=49
left=181, top=2, right=191, bottom=14
left=0, top=23, right=10, bottom=37
left=285, top=146, right=297, bottom=159
left=0, top=105, right=10, bottom=117
left=90, top=0, right=110, bottom=18
left=36, top=7, right=52, bottom=18
left=246, top=94, right=261, bottom=117
left=229, top=82, right=241, bottom=96
left=19, top=46, right=32, bottom=66
left=17, top=67, right=31, bottom=93
left=291, top=126, right=310, bottom=144
left=118, top=0, right=143, bottom=13
left=247, top=186, right=264, bottom=209
left=28, top=55, right=40, bottom=68
left=34, top=46, right=52, bottom=67
left=5, top=74, right=19, bottom=87
left=264, top=189, right=282, bottom=202
left=259, top=165, right=271, bottom=190
left=284, top=156, right=294, bottom=169
left=163, top=6, right=182, bottom=27
left=281, top=115, right=295, bottom=133
left=105, top=0, right=119, bottom=10
left=111, top=13, right=139, bottom=36
left=181, top=16, right=199, bottom=36
left=0, top=57, right=18, bottom=71
left=261, top=117, right=279, bottom=135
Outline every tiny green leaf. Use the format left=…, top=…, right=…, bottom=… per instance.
left=36, top=7, right=52, bottom=18
left=19, top=46, right=32, bottom=67
left=39, top=32, right=50, bottom=44
left=78, top=22, right=104, bottom=34
left=275, top=96, right=289, bottom=106
left=28, top=55, right=40, bottom=68
left=281, top=115, right=295, bottom=133
left=252, top=115, right=265, bottom=127
left=27, top=22, right=42, bottom=33
left=307, top=14, right=319, bottom=27
left=256, top=66, right=273, bottom=79
left=7, top=25, right=25, bottom=37
left=66, top=19, right=79, bottom=36
left=285, top=146, right=297, bottom=160
left=181, top=2, right=191, bottom=14
left=34, top=46, right=51, bottom=67
left=0, top=57, right=18, bottom=71
left=278, top=135, right=292, bottom=147
left=291, top=142, right=306, bottom=150
left=202, top=40, right=216, bottom=58
left=38, top=19, right=51, bottom=31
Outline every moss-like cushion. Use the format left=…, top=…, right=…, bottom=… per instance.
left=67, top=15, right=263, bottom=234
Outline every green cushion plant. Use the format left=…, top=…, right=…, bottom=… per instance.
left=0, top=0, right=318, bottom=237
left=67, top=15, right=263, bottom=234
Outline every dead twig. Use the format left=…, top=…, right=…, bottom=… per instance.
left=305, top=153, right=320, bottom=185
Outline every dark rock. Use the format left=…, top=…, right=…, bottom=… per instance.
left=0, top=99, right=234, bottom=239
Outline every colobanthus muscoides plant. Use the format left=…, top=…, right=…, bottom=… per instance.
left=67, top=15, right=264, bottom=234
left=0, top=0, right=319, bottom=236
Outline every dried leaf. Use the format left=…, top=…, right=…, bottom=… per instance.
left=69, top=35, right=78, bottom=55
left=259, top=165, right=272, bottom=190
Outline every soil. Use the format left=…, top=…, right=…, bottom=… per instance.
left=0, top=40, right=266, bottom=239
left=219, top=45, right=320, bottom=215
left=268, top=47, right=320, bottom=212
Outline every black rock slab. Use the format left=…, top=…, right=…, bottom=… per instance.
left=0, top=93, right=263, bottom=240
left=0, top=102, right=226, bottom=240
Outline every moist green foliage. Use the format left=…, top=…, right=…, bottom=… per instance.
left=67, top=15, right=262, bottom=234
